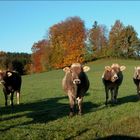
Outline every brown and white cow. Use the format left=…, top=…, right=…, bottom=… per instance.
left=102, top=64, right=126, bottom=105
left=0, top=70, right=22, bottom=106
left=133, top=66, right=140, bottom=98
left=62, top=63, right=90, bottom=116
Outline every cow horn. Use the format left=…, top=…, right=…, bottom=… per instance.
left=7, top=71, right=12, bottom=77
left=63, top=67, right=70, bottom=72
left=120, top=66, right=126, bottom=71
left=105, top=66, right=111, bottom=71
left=83, top=66, right=90, bottom=72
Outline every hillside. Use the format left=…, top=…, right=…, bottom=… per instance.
left=0, top=58, right=140, bottom=140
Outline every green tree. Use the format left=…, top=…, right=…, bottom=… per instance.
left=109, top=20, right=124, bottom=57
left=119, top=25, right=140, bottom=58
left=88, top=21, right=108, bottom=58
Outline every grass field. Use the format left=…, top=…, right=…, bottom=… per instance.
left=0, top=58, right=140, bottom=140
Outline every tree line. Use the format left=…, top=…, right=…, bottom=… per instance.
left=31, top=17, right=140, bottom=73
left=0, top=51, right=31, bottom=75
left=1, top=16, right=140, bottom=74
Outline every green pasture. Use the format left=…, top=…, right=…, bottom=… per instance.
left=0, top=58, right=140, bottom=140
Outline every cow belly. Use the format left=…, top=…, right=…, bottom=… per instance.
left=103, top=79, right=122, bottom=87
left=77, top=81, right=89, bottom=97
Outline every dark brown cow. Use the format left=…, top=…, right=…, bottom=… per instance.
left=133, top=66, right=140, bottom=98
left=0, top=70, right=22, bottom=106
left=62, top=63, right=90, bottom=116
left=102, top=64, right=126, bottom=105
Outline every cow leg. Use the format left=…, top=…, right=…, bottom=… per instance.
left=77, top=97, right=83, bottom=115
left=110, top=89, right=115, bottom=103
left=137, top=82, right=140, bottom=97
left=114, top=87, right=119, bottom=103
left=16, top=91, right=20, bottom=104
left=105, top=87, right=109, bottom=105
left=10, top=93, right=14, bottom=106
left=137, top=84, right=140, bottom=99
left=68, top=93, right=75, bottom=117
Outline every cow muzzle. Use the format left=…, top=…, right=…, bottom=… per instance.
left=136, top=75, right=140, bottom=80
left=111, top=75, right=118, bottom=82
left=73, top=79, right=81, bottom=85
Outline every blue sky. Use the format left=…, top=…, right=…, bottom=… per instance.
left=0, top=1, right=140, bottom=53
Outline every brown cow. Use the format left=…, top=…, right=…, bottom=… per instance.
left=62, top=63, right=90, bottom=116
left=0, top=70, right=22, bottom=106
left=133, top=66, right=140, bottom=98
left=102, top=64, right=126, bottom=105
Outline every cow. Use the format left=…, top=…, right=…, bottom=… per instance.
left=62, top=63, right=90, bottom=116
left=133, top=66, right=140, bottom=98
left=0, top=70, right=22, bottom=106
left=102, top=64, right=126, bottom=105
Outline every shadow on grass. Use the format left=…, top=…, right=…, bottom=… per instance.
left=0, top=94, right=100, bottom=131
left=117, top=94, right=139, bottom=105
left=96, top=135, right=140, bottom=140
left=105, top=94, right=139, bottom=107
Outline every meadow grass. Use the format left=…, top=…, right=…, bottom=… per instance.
left=0, top=58, right=140, bottom=140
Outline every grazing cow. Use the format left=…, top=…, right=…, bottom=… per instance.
left=0, top=70, right=22, bottom=106
left=62, top=63, right=90, bottom=116
left=133, top=66, right=140, bottom=98
left=102, top=64, right=126, bottom=105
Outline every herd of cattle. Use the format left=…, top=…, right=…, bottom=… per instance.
left=0, top=63, right=140, bottom=116
left=62, top=63, right=140, bottom=116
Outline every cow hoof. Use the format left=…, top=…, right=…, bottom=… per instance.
left=78, top=112, right=82, bottom=116
left=137, top=95, right=140, bottom=99
left=105, top=102, right=108, bottom=106
left=114, top=100, right=118, bottom=104
left=69, top=112, right=74, bottom=117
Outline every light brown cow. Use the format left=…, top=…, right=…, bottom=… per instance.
left=62, top=63, right=90, bottom=116
left=102, top=64, right=126, bottom=105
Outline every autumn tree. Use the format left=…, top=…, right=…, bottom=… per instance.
left=31, top=39, right=50, bottom=72
left=49, top=17, right=86, bottom=68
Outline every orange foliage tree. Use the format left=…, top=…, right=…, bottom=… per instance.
left=49, top=17, right=86, bottom=68
left=31, top=39, right=50, bottom=73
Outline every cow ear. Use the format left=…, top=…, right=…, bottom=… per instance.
left=83, top=66, right=90, bottom=72
left=105, top=66, right=111, bottom=71
left=120, top=66, right=126, bottom=71
left=63, top=67, right=70, bottom=72
left=7, top=71, right=12, bottom=77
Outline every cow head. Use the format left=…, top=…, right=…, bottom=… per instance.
left=134, top=66, right=140, bottom=80
left=63, top=63, right=90, bottom=85
left=0, top=70, right=13, bottom=84
left=102, top=64, right=126, bottom=82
